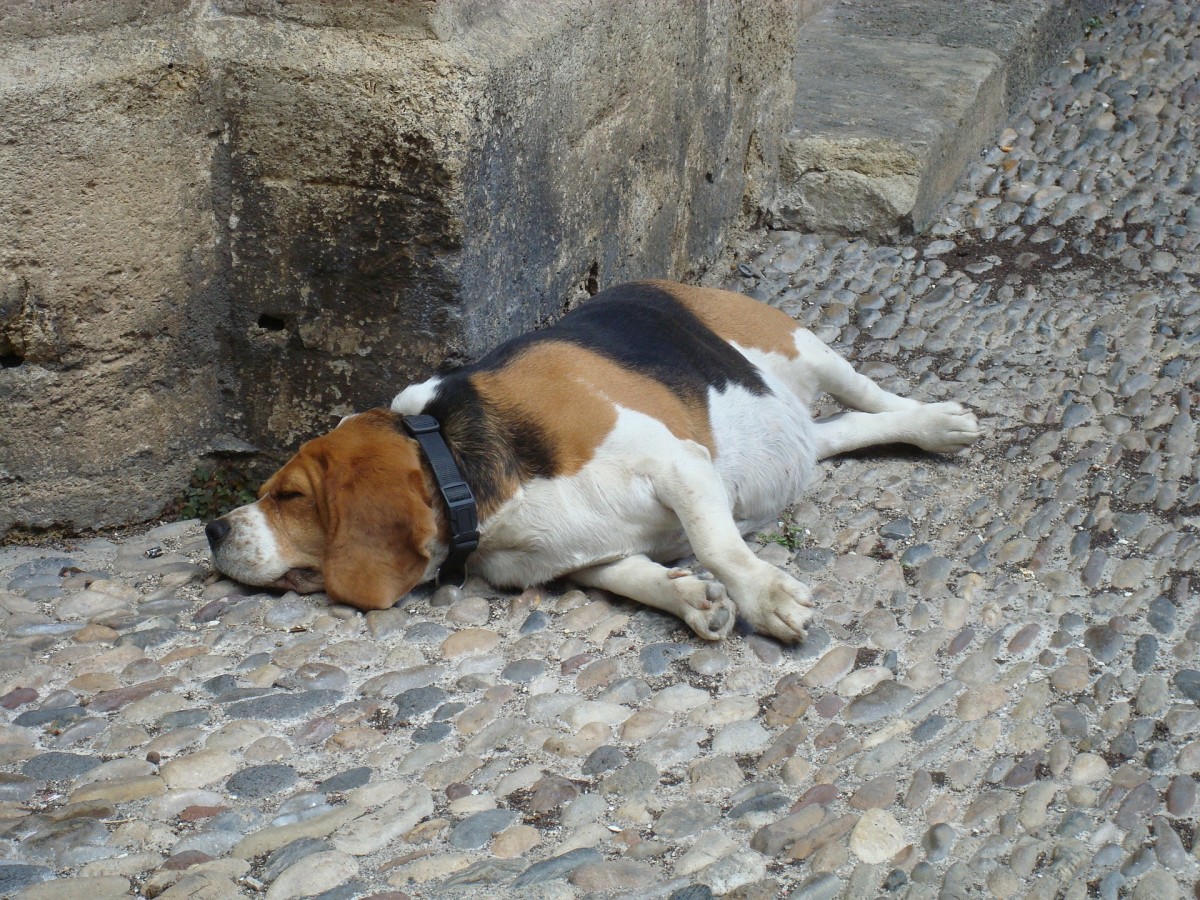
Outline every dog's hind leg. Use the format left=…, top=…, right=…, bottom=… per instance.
left=813, top=405, right=982, bottom=458
left=787, top=330, right=982, bottom=458
left=791, top=329, right=924, bottom=413
left=572, top=555, right=736, bottom=641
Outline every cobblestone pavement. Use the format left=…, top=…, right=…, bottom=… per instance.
left=3, top=3, right=1200, bottom=898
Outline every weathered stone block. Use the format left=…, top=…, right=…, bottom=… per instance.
left=0, top=0, right=803, bottom=531
left=775, top=0, right=1112, bottom=237
left=0, top=24, right=222, bottom=529
left=0, top=0, right=190, bottom=40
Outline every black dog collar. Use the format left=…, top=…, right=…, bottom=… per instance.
left=401, top=414, right=479, bottom=587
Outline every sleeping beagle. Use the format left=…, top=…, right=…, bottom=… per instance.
left=206, top=281, right=981, bottom=642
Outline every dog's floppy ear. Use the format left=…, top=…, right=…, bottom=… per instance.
left=319, top=433, right=436, bottom=611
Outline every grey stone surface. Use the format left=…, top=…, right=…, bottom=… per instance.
left=0, top=865, right=54, bottom=894
left=448, top=808, right=519, bottom=849
left=226, top=764, right=298, bottom=800
left=222, top=690, right=342, bottom=720
left=20, top=752, right=103, bottom=782
left=316, top=768, right=372, bottom=795
left=513, top=848, right=605, bottom=887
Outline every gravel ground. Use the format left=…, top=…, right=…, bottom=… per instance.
left=3, top=2, right=1200, bottom=898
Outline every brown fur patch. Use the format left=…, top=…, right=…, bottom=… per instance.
left=471, top=341, right=715, bottom=479
left=649, top=280, right=799, bottom=359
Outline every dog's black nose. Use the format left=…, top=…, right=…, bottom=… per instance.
left=205, top=518, right=231, bottom=549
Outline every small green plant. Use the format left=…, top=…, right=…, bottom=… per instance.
left=170, top=464, right=258, bottom=521
left=760, top=512, right=807, bottom=551
left=1083, top=15, right=1103, bottom=35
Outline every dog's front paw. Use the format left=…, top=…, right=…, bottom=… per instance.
left=670, top=571, right=736, bottom=641
left=740, top=569, right=815, bottom=643
left=914, top=402, right=983, bottom=454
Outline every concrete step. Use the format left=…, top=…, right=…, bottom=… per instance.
left=775, top=0, right=1112, bottom=239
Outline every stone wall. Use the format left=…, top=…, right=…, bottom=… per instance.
left=0, top=0, right=807, bottom=533
left=1, top=8, right=224, bottom=530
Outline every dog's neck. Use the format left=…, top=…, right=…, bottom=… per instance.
left=417, top=375, right=529, bottom=520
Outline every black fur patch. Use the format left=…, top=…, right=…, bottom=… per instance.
left=472, top=281, right=769, bottom=404
left=423, top=378, right=557, bottom=512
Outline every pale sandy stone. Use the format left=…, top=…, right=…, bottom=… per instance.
left=1109, top=558, right=1149, bottom=590
left=588, top=614, right=631, bottom=644
left=688, top=697, right=759, bottom=726
left=266, top=850, right=359, bottom=900
left=837, top=666, right=893, bottom=698
left=159, top=750, right=237, bottom=790
left=544, top=722, right=611, bottom=758
left=123, top=694, right=191, bottom=725
left=560, top=601, right=617, bottom=631
left=1070, top=754, right=1109, bottom=785
left=675, top=831, right=739, bottom=876
left=441, top=628, right=501, bottom=657
left=16, top=876, right=131, bottom=900
left=244, top=663, right=284, bottom=688
left=561, top=701, right=631, bottom=728
left=56, top=589, right=132, bottom=621
left=446, top=596, right=490, bottom=625
left=902, top=660, right=940, bottom=691
left=70, top=776, right=165, bottom=804
left=1019, top=783, right=1058, bottom=830
left=849, top=809, right=907, bottom=864
left=1011, top=723, right=1050, bottom=752
left=492, top=824, right=541, bottom=858
left=79, top=852, right=164, bottom=879
left=74, top=757, right=154, bottom=787
left=328, top=727, right=385, bottom=752
left=144, top=788, right=224, bottom=820
left=205, top=720, right=270, bottom=752
left=234, top=804, right=366, bottom=859
left=447, top=793, right=496, bottom=815
left=943, top=596, right=969, bottom=630
left=554, top=823, right=612, bottom=855
left=957, top=685, right=1007, bottom=721
left=652, top=684, right=711, bottom=711
left=243, top=736, right=291, bottom=763
left=332, top=787, right=434, bottom=856
left=1049, top=664, right=1089, bottom=693
left=1067, top=786, right=1098, bottom=806
left=782, top=756, right=813, bottom=786
left=801, top=645, right=857, bottom=687
left=696, top=849, right=767, bottom=893
left=495, top=765, right=545, bottom=798
left=973, top=720, right=1002, bottom=751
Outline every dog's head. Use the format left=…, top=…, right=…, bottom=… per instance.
left=206, top=409, right=442, bottom=610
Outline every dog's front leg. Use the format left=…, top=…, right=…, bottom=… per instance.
left=647, top=441, right=815, bottom=642
left=572, top=555, right=736, bottom=641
